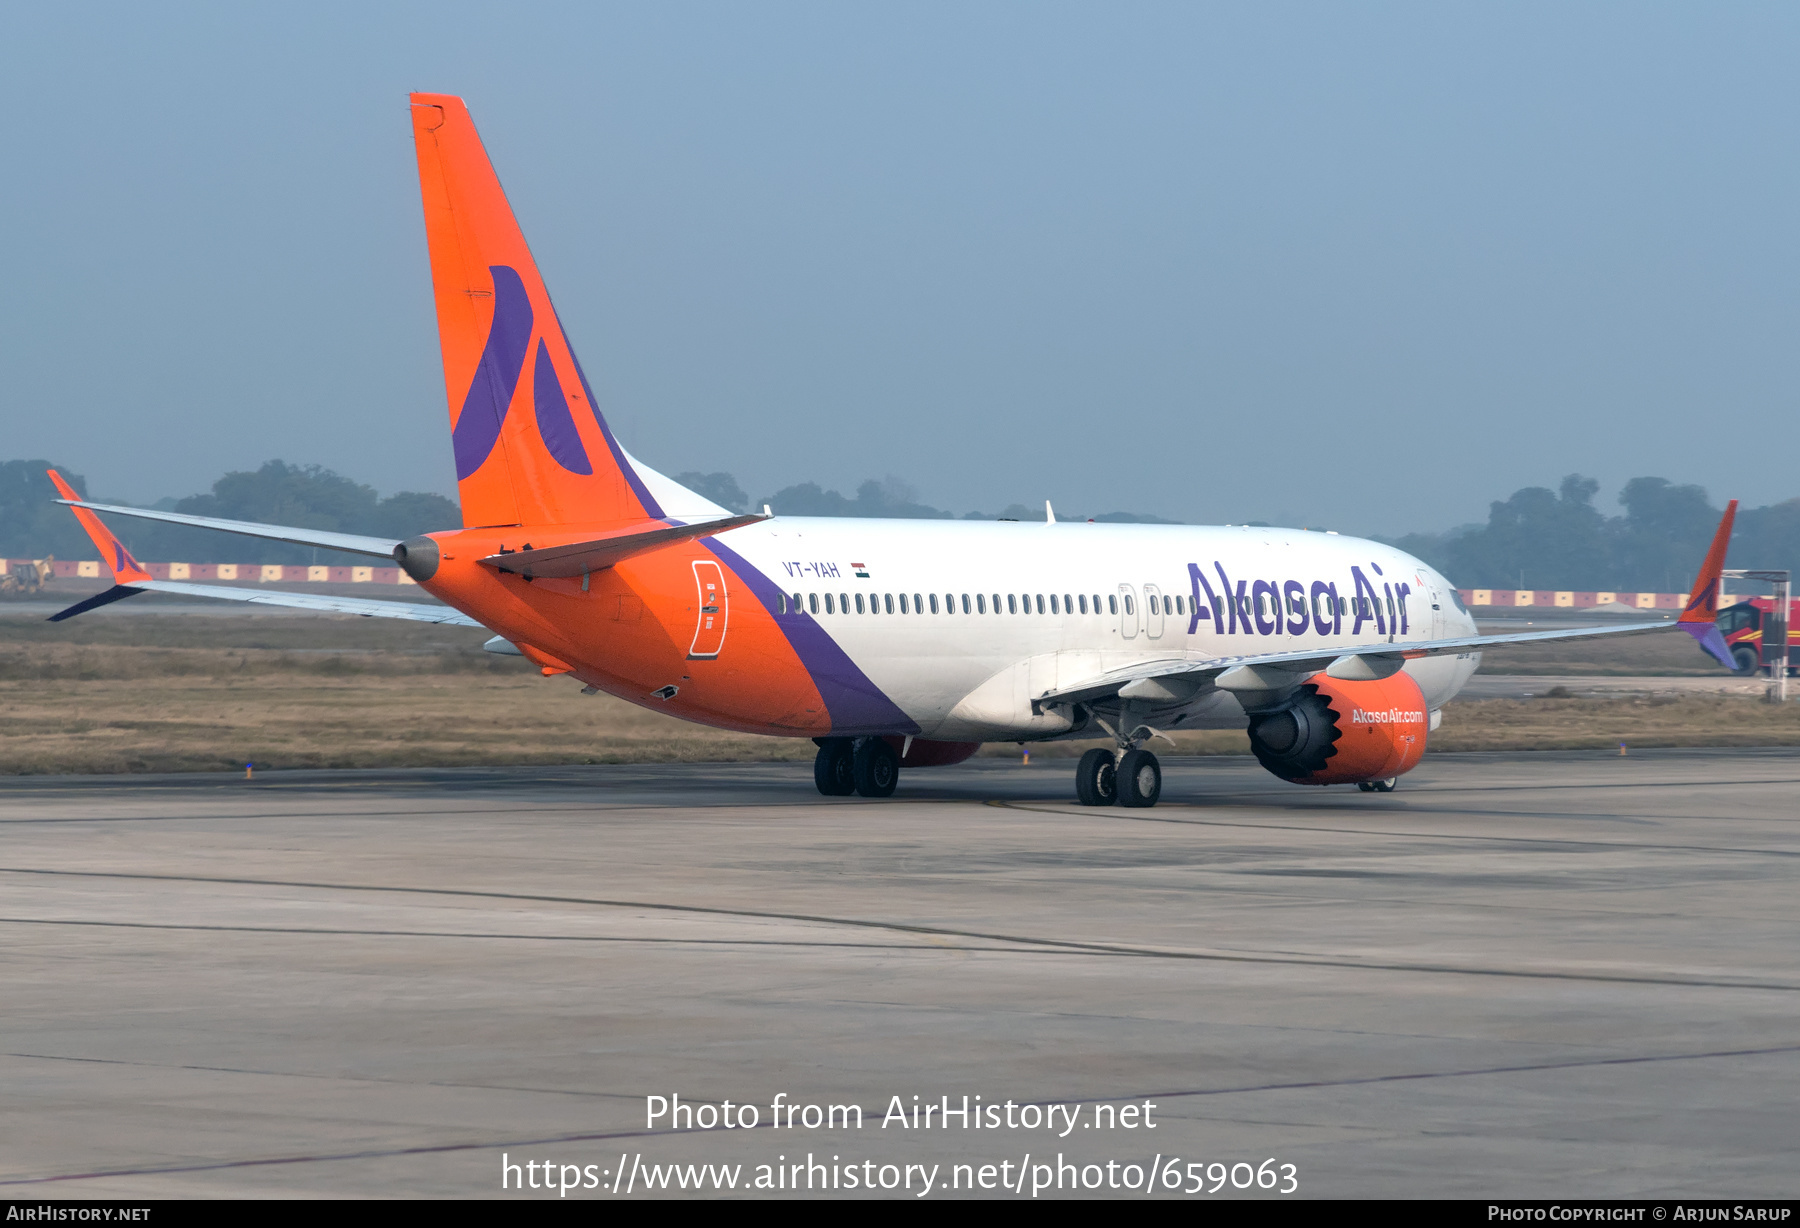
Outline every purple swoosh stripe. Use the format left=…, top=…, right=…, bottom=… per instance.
left=558, top=312, right=664, bottom=520
left=705, top=539, right=918, bottom=736
left=452, top=266, right=534, bottom=481
left=532, top=339, right=593, bottom=475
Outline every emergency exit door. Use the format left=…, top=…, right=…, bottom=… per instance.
left=688, top=561, right=729, bottom=659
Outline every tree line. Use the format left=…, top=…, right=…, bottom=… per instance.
left=679, top=471, right=1179, bottom=525
left=5, top=459, right=1795, bottom=593
left=0, top=459, right=459, bottom=567
left=0, top=462, right=1171, bottom=567
left=1380, top=475, right=1800, bottom=594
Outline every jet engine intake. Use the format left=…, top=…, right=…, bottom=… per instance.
left=1246, top=672, right=1429, bottom=786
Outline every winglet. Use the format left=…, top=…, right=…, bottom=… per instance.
left=1677, top=499, right=1738, bottom=668
left=48, top=470, right=152, bottom=584
left=45, top=470, right=155, bottom=621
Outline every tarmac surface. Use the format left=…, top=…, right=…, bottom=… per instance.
left=2, top=751, right=1797, bottom=1199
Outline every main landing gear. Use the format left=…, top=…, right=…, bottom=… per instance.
left=1357, top=778, right=1398, bottom=793
left=813, top=737, right=898, bottom=798
left=1076, top=713, right=1167, bottom=808
left=1077, top=747, right=1162, bottom=808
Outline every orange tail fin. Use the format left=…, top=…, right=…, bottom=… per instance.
left=410, top=94, right=665, bottom=529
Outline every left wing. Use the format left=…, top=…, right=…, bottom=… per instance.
left=1041, top=500, right=1740, bottom=708
left=1039, top=619, right=1672, bottom=706
left=50, top=490, right=398, bottom=558
left=44, top=471, right=483, bottom=628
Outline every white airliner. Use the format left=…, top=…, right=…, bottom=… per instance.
left=47, top=95, right=1740, bottom=809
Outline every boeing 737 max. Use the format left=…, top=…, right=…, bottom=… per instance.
left=48, top=94, right=1742, bottom=808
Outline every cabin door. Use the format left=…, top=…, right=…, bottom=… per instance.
left=688, top=561, right=729, bottom=659
left=1142, top=584, right=1165, bottom=639
left=1118, top=584, right=1139, bottom=640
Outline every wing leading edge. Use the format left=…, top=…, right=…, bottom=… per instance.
left=51, top=495, right=399, bottom=558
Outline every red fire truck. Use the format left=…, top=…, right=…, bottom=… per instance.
left=1717, top=598, right=1798, bottom=676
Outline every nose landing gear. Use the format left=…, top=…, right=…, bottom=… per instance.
left=1357, top=778, right=1398, bottom=793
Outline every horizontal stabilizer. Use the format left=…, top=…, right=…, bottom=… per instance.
left=53, top=498, right=399, bottom=559
left=480, top=513, right=769, bottom=579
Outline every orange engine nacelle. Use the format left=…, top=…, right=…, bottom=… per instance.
left=1244, top=672, right=1429, bottom=786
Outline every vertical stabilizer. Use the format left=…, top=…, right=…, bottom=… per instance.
left=410, top=94, right=666, bottom=528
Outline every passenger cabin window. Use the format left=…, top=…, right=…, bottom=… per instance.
left=1007, top=594, right=1017, bottom=614
left=961, top=594, right=970, bottom=614
left=1108, top=595, right=1117, bottom=615
left=1035, top=594, right=1045, bottom=614
left=929, top=593, right=939, bottom=614
left=977, top=594, right=987, bottom=614
left=992, top=593, right=1001, bottom=614
left=885, top=593, right=894, bottom=614
left=824, top=593, right=835, bottom=614
left=809, top=593, right=819, bottom=614
left=1125, top=595, right=1135, bottom=615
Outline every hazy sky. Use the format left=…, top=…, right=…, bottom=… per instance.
left=3, top=3, right=1796, bottom=534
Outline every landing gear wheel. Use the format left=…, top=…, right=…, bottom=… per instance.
left=1358, top=778, right=1398, bottom=793
left=1732, top=645, right=1759, bottom=677
left=813, top=738, right=855, bottom=796
left=1117, top=749, right=1162, bottom=808
left=852, top=737, right=900, bottom=798
left=1075, top=748, right=1118, bottom=806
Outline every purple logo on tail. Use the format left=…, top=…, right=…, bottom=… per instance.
left=452, top=266, right=533, bottom=480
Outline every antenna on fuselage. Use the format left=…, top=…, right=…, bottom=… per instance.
left=1045, top=501, right=1056, bottom=525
